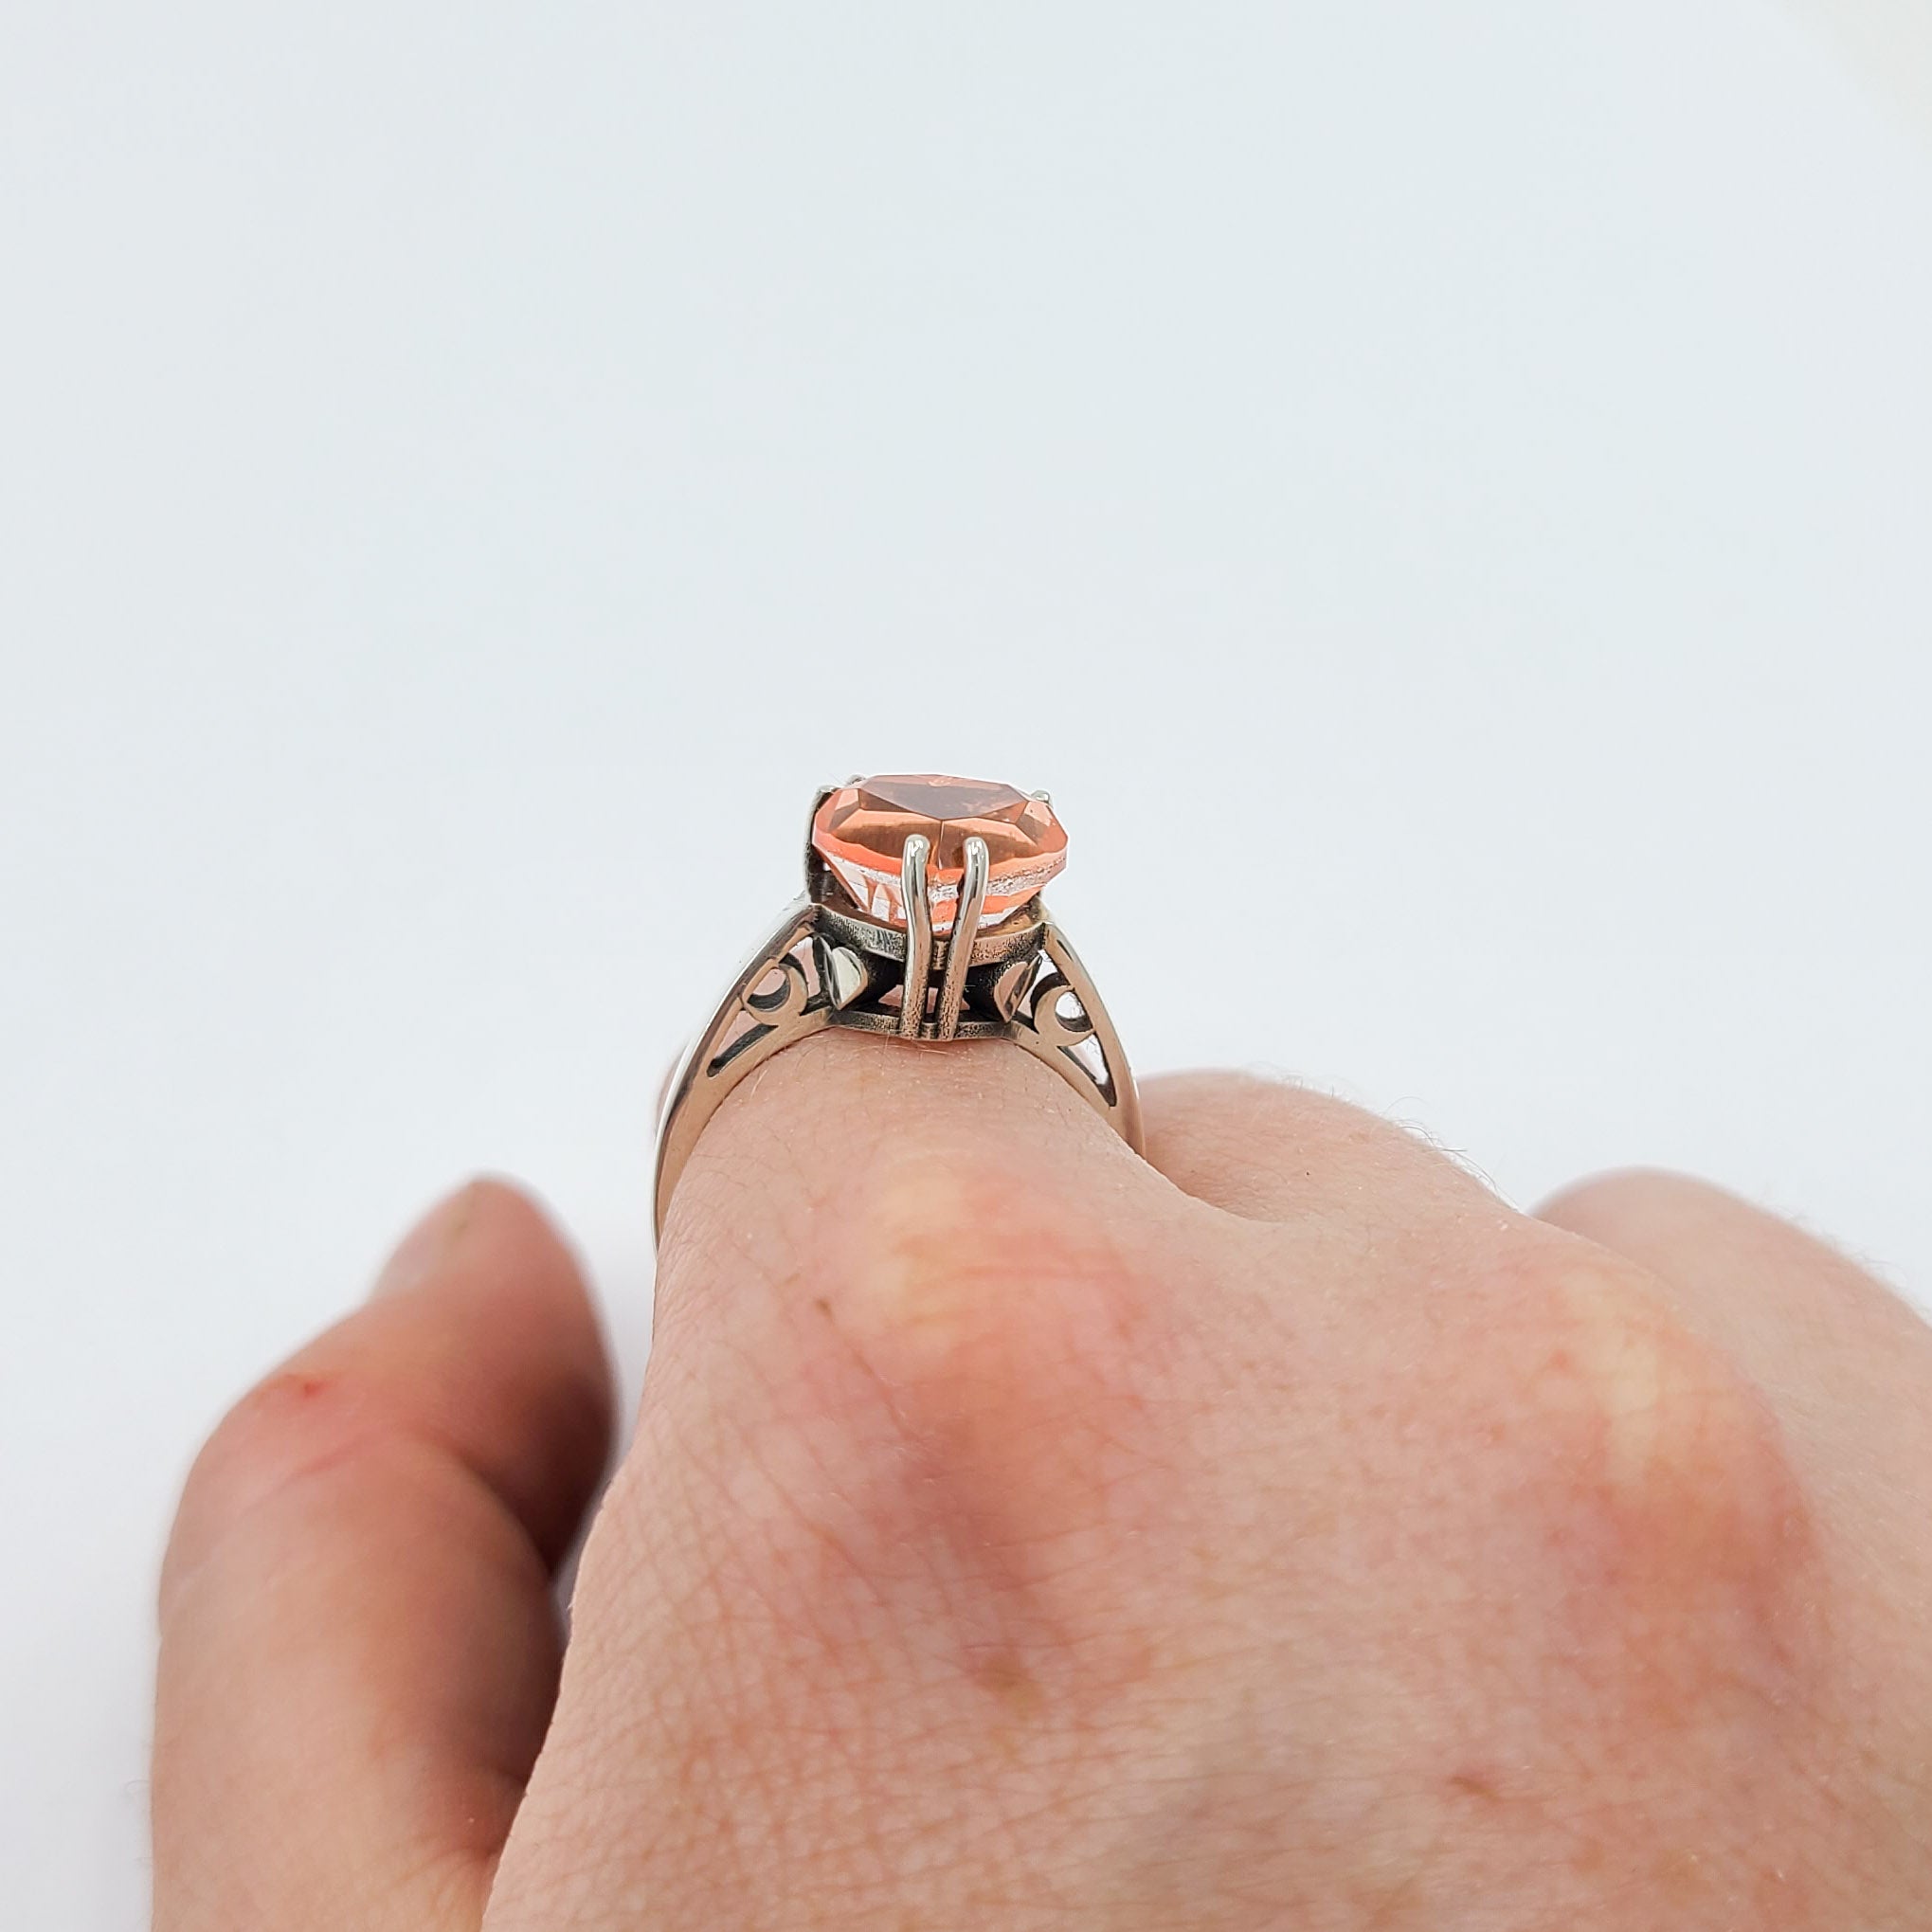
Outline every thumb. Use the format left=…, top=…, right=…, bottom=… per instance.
left=153, top=1181, right=611, bottom=1932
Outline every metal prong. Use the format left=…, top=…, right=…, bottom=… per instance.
left=804, top=780, right=846, bottom=892
left=934, top=835, right=989, bottom=1041
left=898, top=834, right=933, bottom=1038
left=805, top=782, right=840, bottom=840
left=1029, top=789, right=1052, bottom=804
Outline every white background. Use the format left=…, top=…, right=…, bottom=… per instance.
left=3, top=4, right=1929, bottom=1923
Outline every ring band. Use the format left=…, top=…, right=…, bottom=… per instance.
left=653, top=773, right=1143, bottom=1240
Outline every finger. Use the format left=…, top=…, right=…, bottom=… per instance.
left=1138, top=1069, right=1498, bottom=1221
left=154, top=1180, right=612, bottom=1932
left=654, top=1028, right=1149, bottom=1329
left=498, top=1036, right=1187, bottom=1926
left=641, top=1032, right=1227, bottom=1580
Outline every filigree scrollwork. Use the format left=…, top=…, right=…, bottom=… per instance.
left=655, top=901, right=835, bottom=1234
left=1005, top=922, right=1141, bottom=1148
left=656, top=877, right=1142, bottom=1243
left=710, top=947, right=813, bottom=1076
left=1024, top=971, right=1090, bottom=1048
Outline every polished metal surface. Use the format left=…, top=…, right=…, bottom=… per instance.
left=653, top=785, right=1143, bottom=1241
left=897, top=833, right=934, bottom=1040
left=933, top=834, right=988, bottom=1043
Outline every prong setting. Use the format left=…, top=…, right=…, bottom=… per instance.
left=655, top=773, right=1142, bottom=1242
left=897, top=834, right=934, bottom=1038
left=935, top=835, right=990, bottom=1041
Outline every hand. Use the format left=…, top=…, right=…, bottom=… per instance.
left=153, top=1039, right=1932, bottom=1928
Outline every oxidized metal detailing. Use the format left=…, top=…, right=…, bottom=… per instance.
left=653, top=778, right=1143, bottom=1240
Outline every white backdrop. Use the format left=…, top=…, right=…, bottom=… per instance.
left=3, top=4, right=1929, bottom=1923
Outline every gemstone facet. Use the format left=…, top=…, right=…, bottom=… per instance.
left=811, top=774, right=1066, bottom=931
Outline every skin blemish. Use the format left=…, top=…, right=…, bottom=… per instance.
left=258, top=1371, right=334, bottom=1405
left=973, top=1652, right=1043, bottom=1715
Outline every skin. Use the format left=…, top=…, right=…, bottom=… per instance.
left=153, top=1038, right=1932, bottom=1928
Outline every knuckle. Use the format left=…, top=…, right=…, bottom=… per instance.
left=1491, top=1237, right=1815, bottom=1644
left=1151, top=1070, right=1499, bottom=1204
left=796, top=1143, right=1185, bottom=1539
left=1539, top=1165, right=1688, bottom=1229
left=1405, top=1233, right=1840, bottom=1822
left=827, top=1139, right=1139, bottom=1400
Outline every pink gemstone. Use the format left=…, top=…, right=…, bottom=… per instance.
left=811, top=774, right=1067, bottom=931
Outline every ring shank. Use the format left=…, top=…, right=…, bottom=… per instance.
left=652, top=894, right=1141, bottom=1242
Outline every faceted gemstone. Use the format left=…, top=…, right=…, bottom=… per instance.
left=811, top=773, right=1067, bottom=931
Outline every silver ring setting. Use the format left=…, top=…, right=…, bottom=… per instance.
left=653, top=773, right=1143, bottom=1240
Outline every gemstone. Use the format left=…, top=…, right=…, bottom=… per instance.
left=811, top=774, right=1067, bottom=931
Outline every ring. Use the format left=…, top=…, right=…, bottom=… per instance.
left=653, top=772, right=1144, bottom=1239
